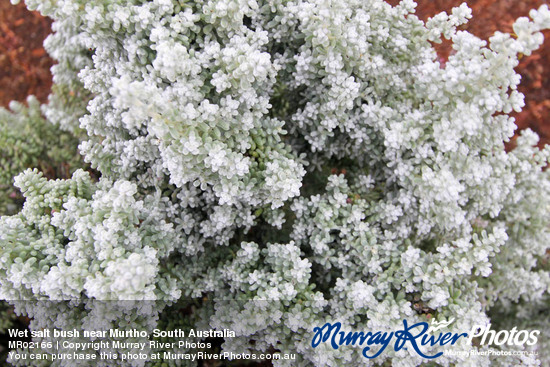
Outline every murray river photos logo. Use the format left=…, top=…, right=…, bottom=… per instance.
left=311, top=318, right=540, bottom=359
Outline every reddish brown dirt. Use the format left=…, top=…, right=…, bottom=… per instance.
left=1, top=0, right=550, bottom=147
left=0, top=0, right=52, bottom=107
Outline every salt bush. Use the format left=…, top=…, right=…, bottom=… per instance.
left=3, top=0, right=550, bottom=365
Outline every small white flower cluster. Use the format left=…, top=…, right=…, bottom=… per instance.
left=2, top=0, right=550, bottom=366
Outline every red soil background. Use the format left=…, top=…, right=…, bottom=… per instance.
left=1, top=0, right=549, bottom=147
left=0, top=0, right=52, bottom=107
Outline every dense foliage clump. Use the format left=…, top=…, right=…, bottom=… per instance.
left=2, top=0, right=550, bottom=365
